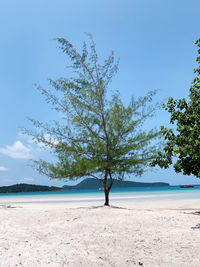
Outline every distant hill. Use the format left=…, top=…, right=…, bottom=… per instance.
left=0, top=179, right=169, bottom=194
left=0, top=183, right=61, bottom=194
left=63, top=178, right=169, bottom=190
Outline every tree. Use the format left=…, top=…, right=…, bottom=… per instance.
left=151, top=39, right=200, bottom=178
left=25, top=35, right=161, bottom=205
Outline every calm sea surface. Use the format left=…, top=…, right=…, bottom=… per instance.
left=0, top=185, right=200, bottom=203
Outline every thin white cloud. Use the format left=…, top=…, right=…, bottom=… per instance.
left=19, top=132, right=58, bottom=151
left=37, top=134, right=59, bottom=149
left=0, top=166, right=8, bottom=171
left=18, top=133, right=35, bottom=144
left=23, top=177, right=33, bottom=181
left=0, top=141, right=33, bottom=159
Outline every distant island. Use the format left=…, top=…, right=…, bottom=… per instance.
left=63, top=178, right=170, bottom=190
left=0, top=179, right=169, bottom=194
left=0, top=183, right=61, bottom=194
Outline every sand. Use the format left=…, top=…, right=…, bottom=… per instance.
left=0, top=197, right=200, bottom=267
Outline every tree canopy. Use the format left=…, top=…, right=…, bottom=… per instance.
left=151, top=39, right=200, bottom=178
left=24, top=35, right=161, bottom=205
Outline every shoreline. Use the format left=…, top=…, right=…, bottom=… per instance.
left=1, top=195, right=200, bottom=209
left=0, top=187, right=200, bottom=208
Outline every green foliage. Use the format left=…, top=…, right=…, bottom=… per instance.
left=151, top=39, right=200, bottom=178
left=24, top=35, right=161, bottom=204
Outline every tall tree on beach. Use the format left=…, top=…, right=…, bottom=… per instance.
left=151, top=39, right=200, bottom=178
left=24, top=35, right=161, bottom=205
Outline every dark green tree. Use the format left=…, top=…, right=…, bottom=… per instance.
left=151, top=39, right=200, bottom=178
left=25, top=35, right=161, bottom=205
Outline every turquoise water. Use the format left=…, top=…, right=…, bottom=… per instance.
left=0, top=185, right=200, bottom=202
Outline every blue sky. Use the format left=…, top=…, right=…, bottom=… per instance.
left=0, top=0, right=200, bottom=186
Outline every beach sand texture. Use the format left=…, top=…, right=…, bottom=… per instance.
left=0, top=199, right=200, bottom=267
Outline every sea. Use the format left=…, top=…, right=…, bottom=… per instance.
left=0, top=185, right=200, bottom=205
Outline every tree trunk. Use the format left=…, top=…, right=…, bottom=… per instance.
left=103, top=168, right=114, bottom=206
left=104, top=189, right=109, bottom=206
left=104, top=181, right=113, bottom=206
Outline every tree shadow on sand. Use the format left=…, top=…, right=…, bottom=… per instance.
left=70, top=205, right=132, bottom=210
left=191, top=224, right=200, bottom=229
left=184, top=211, right=200, bottom=229
left=184, top=210, right=200, bottom=215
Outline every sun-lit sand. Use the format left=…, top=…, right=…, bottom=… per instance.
left=0, top=196, right=200, bottom=266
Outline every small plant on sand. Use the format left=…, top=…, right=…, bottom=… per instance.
left=24, top=34, right=161, bottom=205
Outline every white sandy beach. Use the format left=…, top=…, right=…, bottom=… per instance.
left=0, top=196, right=200, bottom=267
